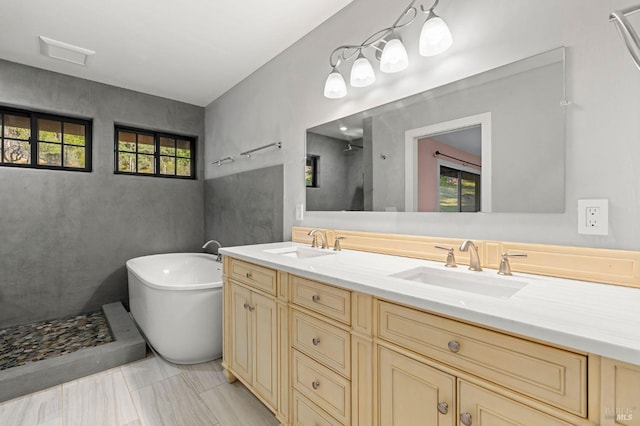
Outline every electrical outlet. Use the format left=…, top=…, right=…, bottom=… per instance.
left=578, top=199, right=608, bottom=235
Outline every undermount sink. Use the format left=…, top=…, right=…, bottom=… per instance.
left=390, top=266, right=527, bottom=299
left=263, top=246, right=337, bottom=259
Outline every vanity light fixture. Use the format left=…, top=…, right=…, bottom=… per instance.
left=323, top=0, right=452, bottom=99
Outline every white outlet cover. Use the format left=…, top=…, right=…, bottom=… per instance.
left=578, top=199, right=608, bottom=236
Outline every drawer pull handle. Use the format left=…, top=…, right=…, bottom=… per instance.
left=460, top=412, right=472, bottom=426
left=312, top=337, right=321, bottom=346
left=311, top=294, right=320, bottom=303
left=311, top=380, right=320, bottom=390
left=245, top=272, right=252, bottom=278
left=437, top=401, right=448, bottom=415
left=447, top=340, right=460, bottom=353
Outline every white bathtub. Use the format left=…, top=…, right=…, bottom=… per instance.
left=126, top=253, right=222, bottom=364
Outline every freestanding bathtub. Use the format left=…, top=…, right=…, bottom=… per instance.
left=126, top=253, right=222, bottom=364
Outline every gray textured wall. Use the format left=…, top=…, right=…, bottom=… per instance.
left=204, top=165, right=283, bottom=248
left=0, top=60, right=205, bottom=328
left=306, top=133, right=351, bottom=211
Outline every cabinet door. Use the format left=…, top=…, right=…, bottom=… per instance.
left=377, top=346, right=455, bottom=426
left=252, top=290, right=278, bottom=407
left=601, top=358, right=640, bottom=426
left=458, top=380, right=572, bottom=426
left=230, top=282, right=252, bottom=384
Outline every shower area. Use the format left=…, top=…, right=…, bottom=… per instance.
left=0, top=303, right=145, bottom=402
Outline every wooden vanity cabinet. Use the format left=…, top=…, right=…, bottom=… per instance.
left=223, top=258, right=282, bottom=421
left=223, top=255, right=640, bottom=426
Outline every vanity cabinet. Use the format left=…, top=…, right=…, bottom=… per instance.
left=290, top=275, right=353, bottom=425
left=222, top=253, right=640, bottom=426
left=223, top=258, right=280, bottom=416
left=377, top=345, right=455, bottom=426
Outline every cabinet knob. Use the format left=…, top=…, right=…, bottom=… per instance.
left=243, top=303, right=249, bottom=310
left=245, top=272, right=252, bottom=278
left=311, top=294, right=320, bottom=303
left=312, top=337, right=321, bottom=346
left=437, top=401, right=448, bottom=415
left=460, top=412, right=472, bottom=426
left=248, top=305, right=254, bottom=312
left=311, top=380, right=320, bottom=390
left=447, top=340, right=460, bottom=353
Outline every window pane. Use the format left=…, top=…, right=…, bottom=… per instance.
left=160, top=156, right=176, bottom=175
left=63, top=122, right=86, bottom=146
left=3, top=140, right=30, bottom=164
left=461, top=172, right=480, bottom=212
left=38, top=119, right=62, bottom=142
left=439, top=166, right=459, bottom=212
left=4, top=115, right=30, bottom=140
left=138, top=134, right=155, bottom=154
left=64, top=145, right=85, bottom=168
left=137, top=154, right=155, bottom=174
left=177, top=158, right=191, bottom=176
left=118, top=131, right=136, bottom=152
left=176, top=140, right=191, bottom=158
left=160, top=137, right=176, bottom=156
left=118, top=152, right=136, bottom=173
left=38, top=142, right=62, bottom=166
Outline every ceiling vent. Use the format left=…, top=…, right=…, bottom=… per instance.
left=39, top=36, right=95, bottom=66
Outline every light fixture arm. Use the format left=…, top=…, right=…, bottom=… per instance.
left=327, top=0, right=440, bottom=68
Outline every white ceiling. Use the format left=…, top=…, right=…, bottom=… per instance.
left=0, top=0, right=353, bottom=107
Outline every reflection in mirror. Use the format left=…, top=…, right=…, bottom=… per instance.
left=306, top=47, right=566, bottom=213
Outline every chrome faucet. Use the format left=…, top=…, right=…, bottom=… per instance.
left=459, top=240, right=482, bottom=271
left=203, top=239, right=223, bottom=262
left=307, top=229, right=328, bottom=249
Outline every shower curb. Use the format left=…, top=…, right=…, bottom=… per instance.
left=0, top=302, right=146, bottom=403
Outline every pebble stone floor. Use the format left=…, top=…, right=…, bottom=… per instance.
left=0, top=311, right=113, bottom=371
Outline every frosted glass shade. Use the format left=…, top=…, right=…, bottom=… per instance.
left=324, top=69, right=347, bottom=99
left=350, top=54, right=376, bottom=87
left=380, top=37, right=409, bottom=73
left=419, top=15, right=453, bottom=57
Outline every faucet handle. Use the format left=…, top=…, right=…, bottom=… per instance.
left=498, top=252, right=527, bottom=276
left=334, top=236, right=346, bottom=251
left=435, top=246, right=457, bottom=268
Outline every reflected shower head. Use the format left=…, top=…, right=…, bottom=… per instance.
left=344, top=143, right=364, bottom=152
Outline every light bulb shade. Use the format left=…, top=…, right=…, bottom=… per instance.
left=350, top=54, right=376, bottom=87
left=419, top=15, right=453, bottom=57
left=380, top=37, right=409, bottom=73
left=324, top=69, right=347, bottom=99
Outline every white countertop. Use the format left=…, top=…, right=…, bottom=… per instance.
left=220, top=241, right=640, bottom=366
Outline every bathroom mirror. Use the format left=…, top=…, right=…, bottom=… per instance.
left=306, top=47, right=566, bottom=213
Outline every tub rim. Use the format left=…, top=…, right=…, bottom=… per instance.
left=126, top=252, right=222, bottom=292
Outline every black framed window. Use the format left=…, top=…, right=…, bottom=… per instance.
left=115, top=126, right=196, bottom=179
left=0, top=107, right=92, bottom=171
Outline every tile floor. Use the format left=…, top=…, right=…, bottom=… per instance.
left=0, top=352, right=279, bottom=426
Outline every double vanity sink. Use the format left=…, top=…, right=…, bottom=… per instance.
left=264, top=245, right=528, bottom=299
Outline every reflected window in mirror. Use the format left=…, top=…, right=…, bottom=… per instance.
left=306, top=155, right=319, bottom=188
left=439, top=166, right=480, bottom=212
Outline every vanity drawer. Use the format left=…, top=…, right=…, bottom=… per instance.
left=292, top=350, right=351, bottom=424
left=290, top=275, right=351, bottom=324
left=293, top=390, right=344, bottom=426
left=228, top=258, right=277, bottom=295
left=291, top=309, right=351, bottom=378
left=377, top=301, right=587, bottom=417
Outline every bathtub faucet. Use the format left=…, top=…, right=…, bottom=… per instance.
left=203, top=240, right=223, bottom=262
